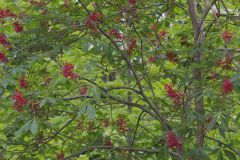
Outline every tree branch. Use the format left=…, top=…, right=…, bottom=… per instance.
left=65, top=145, right=180, bottom=159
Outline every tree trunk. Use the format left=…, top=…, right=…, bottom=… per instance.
left=188, top=0, right=206, bottom=151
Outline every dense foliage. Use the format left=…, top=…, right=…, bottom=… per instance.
left=0, top=0, right=239, bottom=159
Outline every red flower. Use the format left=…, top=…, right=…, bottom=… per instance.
left=166, top=131, right=181, bottom=149
left=29, top=0, right=46, bottom=7
left=222, top=79, right=233, bottom=94
left=217, top=52, right=234, bottom=70
left=0, top=52, right=8, bottom=62
left=85, top=12, right=102, bottom=30
left=63, top=0, right=69, bottom=8
left=103, top=119, right=110, bottom=128
left=205, top=116, right=212, bottom=124
left=89, top=12, right=102, bottom=22
left=12, top=90, right=28, bottom=111
left=19, top=77, right=28, bottom=89
left=127, top=39, right=137, bottom=53
left=13, top=22, right=23, bottom=33
left=211, top=72, right=217, bottom=81
left=30, top=101, right=39, bottom=113
left=63, top=63, right=79, bottom=79
left=222, top=30, right=232, bottom=43
left=80, top=87, right=88, bottom=95
left=150, top=24, right=157, bottom=31
left=0, top=33, right=11, bottom=49
left=165, top=84, right=183, bottom=106
left=57, top=152, right=64, bottom=160
left=128, top=0, right=137, bottom=5
left=0, top=9, right=16, bottom=19
left=166, top=51, right=178, bottom=62
left=109, top=28, right=124, bottom=40
left=105, top=140, right=113, bottom=146
left=158, top=30, right=168, bottom=39
left=44, top=77, right=53, bottom=85
left=148, top=56, right=157, bottom=63
left=116, top=118, right=128, bottom=133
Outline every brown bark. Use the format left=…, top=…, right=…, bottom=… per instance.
left=187, top=0, right=205, bottom=150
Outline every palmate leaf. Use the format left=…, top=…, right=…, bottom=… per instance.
left=223, top=149, right=237, bottom=160
left=86, top=104, right=96, bottom=120
left=78, top=104, right=96, bottom=120
left=91, top=86, right=100, bottom=103
left=15, top=119, right=33, bottom=136
left=31, top=119, right=38, bottom=135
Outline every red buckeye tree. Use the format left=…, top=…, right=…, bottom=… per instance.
left=0, top=0, right=239, bottom=160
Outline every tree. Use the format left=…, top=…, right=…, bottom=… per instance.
left=0, top=0, right=239, bottom=159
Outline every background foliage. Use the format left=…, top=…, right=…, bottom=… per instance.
left=0, top=0, right=240, bottom=159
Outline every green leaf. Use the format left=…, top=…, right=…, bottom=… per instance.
left=78, top=105, right=87, bottom=117
left=82, top=42, right=93, bottom=52
left=92, top=86, right=100, bottom=103
left=31, top=119, right=38, bottom=135
left=15, top=120, right=33, bottom=136
left=207, top=118, right=216, bottom=131
left=220, top=117, right=229, bottom=131
left=217, top=150, right=223, bottom=160
left=40, top=98, right=57, bottom=107
left=199, top=151, right=210, bottom=160
left=223, top=149, right=237, bottom=160
left=47, top=97, right=57, bottom=104
left=231, top=74, right=239, bottom=82
left=1, top=79, right=8, bottom=88
left=0, top=88, right=4, bottom=97
left=40, top=98, right=47, bottom=107
left=86, top=104, right=96, bottom=120
left=103, top=46, right=113, bottom=62
left=219, top=128, right=225, bottom=138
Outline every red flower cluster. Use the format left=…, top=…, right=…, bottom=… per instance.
left=44, top=76, right=53, bottom=85
left=19, top=77, right=28, bottom=89
left=150, top=24, right=157, bottom=31
left=166, top=51, right=178, bottom=63
left=103, top=119, right=110, bottom=128
left=63, top=63, right=79, bottom=79
left=0, top=9, right=16, bottom=19
left=109, top=28, right=124, bottom=40
left=0, top=9, right=23, bottom=33
left=222, top=79, right=233, bottom=95
left=159, top=30, right=168, bottom=39
left=0, top=33, right=11, bottom=49
left=30, top=101, right=39, bottom=113
left=80, top=87, right=88, bottom=95
left=128, top=0, right=137, bottom=5
left=29, top=0, right=46, bottom=7
left=127, top=39, right=137, bottom=53
left=217, top=52, right=233, bottom=70
left=105, top=140, right=113, bottom=146
left=63, top=0, right=69, bottom=8
left=205, top=116, right=212, bottom=124
left=12, top=90, right=28, bottom=111
left=222, top=30, right=232, bottom=43
left=211, top=72, right=217, bottom=81
left=166, top=131, right=181, bottom=149
left=13, top=22, right=23, bottom=33
left=56, top=152, right=64, bottom=160
left=148, top=56, right=157, bottom=63
left=0, top=52, right=8, bottom=62
left=165, top=84, right=183, bottom=106
left=116, top=118, right=128, bottom=133
left=85, top=12, right=102, bottom=30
